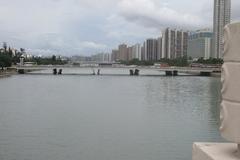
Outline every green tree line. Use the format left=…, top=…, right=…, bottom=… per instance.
left=194, top=57, right=223, bottom=64
left=0, top=42, right=67, bottom=69
left=120, top=56, right=189, bottom=67
left=26, top=55, right=68, bottom=65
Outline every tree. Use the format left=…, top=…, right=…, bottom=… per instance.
left=195, top=57, right=223, bottom=64
left=3, top=42, right=7, bottom=52
left=20, top=48, right=25, bottom=54
left=8, top=47, right=13, bottom=57
left=52, top=55, right=57, bottom=62
left=0, top=54, right=12, bottom=70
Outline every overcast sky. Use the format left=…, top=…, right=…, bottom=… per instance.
left=0, top=0, right=239, bottom=56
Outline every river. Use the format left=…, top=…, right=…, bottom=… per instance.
left=0, top=69, right=224, bottom=160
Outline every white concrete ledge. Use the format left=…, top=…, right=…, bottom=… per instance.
left=192, top=143, right=240, bottom=160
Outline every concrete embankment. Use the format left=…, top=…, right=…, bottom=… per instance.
left=0, top=68, right=17, bottom=78
left=211, top=72, right=221, bottom=77
left=0, top=72, right=16, bottom=78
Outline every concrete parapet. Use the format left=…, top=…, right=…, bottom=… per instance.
left=221, top=22, right=240, bottom=143
left=192, top=22, right=240, bottom=159
left=193, top=143, right=240, bottom=160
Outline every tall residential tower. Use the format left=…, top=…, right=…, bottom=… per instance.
left=213, top=0, right=231, bottom=58
left=162, top=28, right=188, bottom=59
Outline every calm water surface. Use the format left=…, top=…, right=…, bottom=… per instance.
left=0, top=70, right=223, bottom=160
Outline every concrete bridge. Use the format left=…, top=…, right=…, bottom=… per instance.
left=16, top=65, right=221, bottom=76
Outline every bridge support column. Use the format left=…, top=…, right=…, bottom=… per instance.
left=134, top=69, right=140, bottom=76
left=165, top=71, right=178, bottom=76
left=173, top=70, right=178, bottom=76
left=165, top=71, right=173, bottom=76
left=53, top=68, right=57, bottom=75
left=130, top=69, right=140, bottom=76
left=18, top=69, right=25, bottom=74
left=200, top=72, right=211, bottom=76
left=58, top=69, right=62, bottom=75
left=129, top=70, right=134, bottom=76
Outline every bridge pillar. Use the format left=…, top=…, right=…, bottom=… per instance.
left=165, top=70, right=178, bottom=76
left=58, top=69, right=62, bottom=75
left=134, top=69, right=140, bottom=76
left=200, top=72, right=211, bottom=76
left=129, top=70, right=134, bottom=76
left=18, top=69, right=25, bottom=74
left=53, top=68, right=57, bottom=75
left=165, top=71, right=173, bottom=76
left=173, top=70, right=178, bottom=76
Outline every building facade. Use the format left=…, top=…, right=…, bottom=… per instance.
left=213, top=0, right=231, bottom=58
left=142, top=42, right=147, bottom=61
left=157, top=37, right=162, bottom=60
left=111, top=49, right=119, bottom=62
left=188, top=29, right=213, bottom=59
left=162, top=28, right=188, bottom=59
left=145, top=39, right=158, bottom=61
left=118, top=44, right=128, bottom=61
left=132, top=43, right=142, bottom=60
left=127, top=46, right=133, bottom=61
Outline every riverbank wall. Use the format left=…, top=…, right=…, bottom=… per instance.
left=0, top=68, right=17, bottom=78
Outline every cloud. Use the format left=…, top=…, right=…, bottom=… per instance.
left=103, top=14, right=160, bottom=47
left=117, top=0, right=206, bottom=30
left=27, top=48, right=56, bottom=56
left=79, top=41, right=107, bottom=49
left=0, top=0, right=240, bottom=56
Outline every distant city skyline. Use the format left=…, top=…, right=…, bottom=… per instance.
left=109, top=28, right=188, bottom=62
left=0, top=0, right=240, bottom=56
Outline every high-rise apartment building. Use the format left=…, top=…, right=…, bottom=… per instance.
left=118, top=44, right=128, bottom=61
left=140, top=45, right=145, bottom=61
left=127, top=46, right=134, bottom=60
left=145, top=39, right=158, bottom=61
left=188, top=29, right=213, bottom=59
left=162, top=28, right=188, bottom=59
left=213, top=0, right=231, bottom=58
left=132, top=44, right=142, bottom=60
left=111, top=49, right=119, bottom=62
left=142, top=42, right=147, bottom=61
left=157, top=37, right=162, bottom=60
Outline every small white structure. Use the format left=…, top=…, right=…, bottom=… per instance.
left=193, top=22, right=240, bottom=160
left=19, top=57, right=24, bottom=66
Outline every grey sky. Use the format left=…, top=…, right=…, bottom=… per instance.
left=0, top=0, right=239, bottom=56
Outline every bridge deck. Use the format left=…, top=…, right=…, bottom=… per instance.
left=15, top=66, right=221, bottom=73
left=24, top=72, right=201, bottom=77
